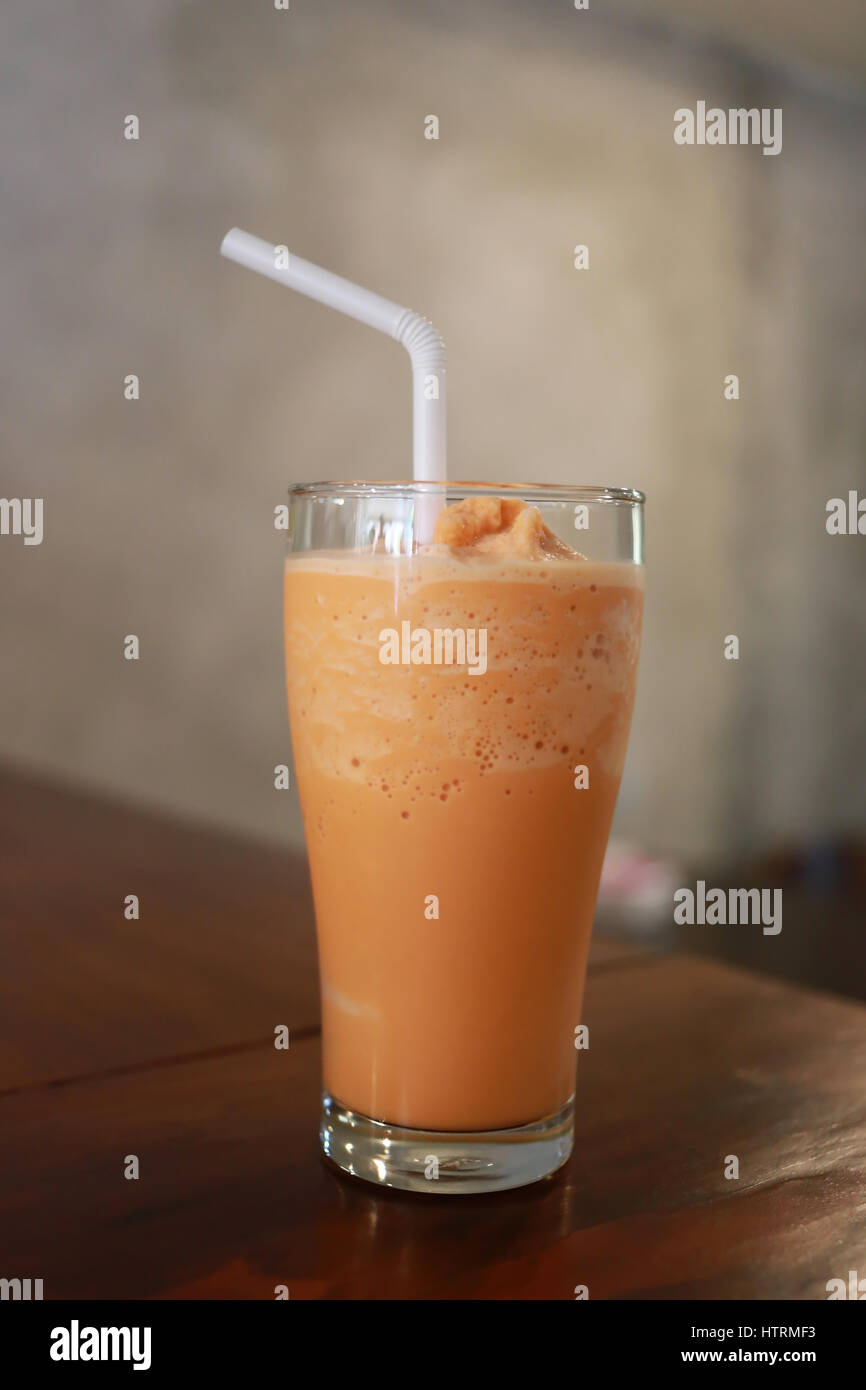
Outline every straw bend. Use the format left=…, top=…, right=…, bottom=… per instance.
left=220, top=226, right=447, bottom=482
left=392, top=309, right=446, bottom=374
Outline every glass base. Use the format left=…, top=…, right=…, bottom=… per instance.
left=320, top=1092, right=574, bottom=1195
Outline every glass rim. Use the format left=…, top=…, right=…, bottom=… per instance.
left=287, top=480, right=645, bottom=505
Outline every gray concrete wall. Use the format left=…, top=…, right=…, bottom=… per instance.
left=1, top=0, right=864, bottom=860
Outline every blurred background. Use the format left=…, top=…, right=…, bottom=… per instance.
left=1, top=1, right=864, bottom=992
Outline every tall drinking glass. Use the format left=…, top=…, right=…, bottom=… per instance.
left=283, top=481, right=644, bottom=1193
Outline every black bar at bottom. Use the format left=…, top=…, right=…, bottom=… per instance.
left=0, top=1298, right=860, bottom=1376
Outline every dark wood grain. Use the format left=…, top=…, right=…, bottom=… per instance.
left=2, top=767, right=864, bottom=1301
left=0, top=768, right=318, bottom=1089
left=1, top=956, right=864, bottom=1300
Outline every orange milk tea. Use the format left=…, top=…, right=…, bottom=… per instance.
left=284, top=498, right=643, bottom=1131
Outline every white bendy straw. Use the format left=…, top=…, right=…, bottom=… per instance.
left=220, top=228, right=447, bottom=484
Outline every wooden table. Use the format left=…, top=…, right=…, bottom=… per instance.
left=2, top=767, right=865, bottom=1300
